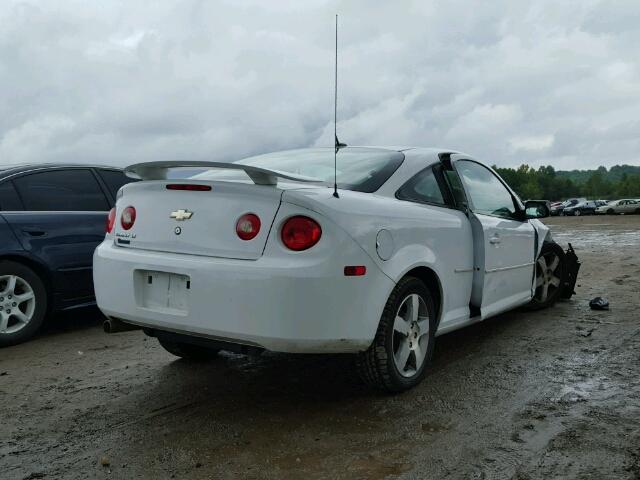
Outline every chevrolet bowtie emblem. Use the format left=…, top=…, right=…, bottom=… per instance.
left=170, top=209, right=194, bottom=221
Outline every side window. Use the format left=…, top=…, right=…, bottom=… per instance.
left=0, top=181, right=24, bottom=211
left=97, top=169, right=135, bottom=200
left=397, top=167, right=446, bottom=206
left=12, top=169, right=109, bottom=212
left=455, top=160, right=518, bottom=219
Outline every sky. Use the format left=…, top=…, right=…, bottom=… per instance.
left=1, top=0, right=639, bottom=170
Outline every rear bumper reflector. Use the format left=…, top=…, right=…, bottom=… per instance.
left=344, top=265, right=366, bottom=276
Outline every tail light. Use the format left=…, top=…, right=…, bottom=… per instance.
left=236, top=213, right=261, bottom=240
left=121, top=206, right=136, bottom=230
left=106, top=208, right=116, bottom=233
left=281, top=216, right=322, bottom=251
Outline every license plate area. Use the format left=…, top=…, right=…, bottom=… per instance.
left=135, top=270, right=190, bottom=313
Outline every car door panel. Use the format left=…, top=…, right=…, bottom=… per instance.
left=469, top=213, right=535, bottom=317
left=4, top=168, right=112, bottom=305
left=0, top=214, right=24, bottom=253
left=3, top=212, right=106, bottom=303
left=450, top=155, right=536, bottom=318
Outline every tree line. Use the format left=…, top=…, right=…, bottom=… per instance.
left=493, top=164, right=640, bottom=201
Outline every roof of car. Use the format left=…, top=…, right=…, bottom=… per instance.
left=0, top=163, right=122, bottom=181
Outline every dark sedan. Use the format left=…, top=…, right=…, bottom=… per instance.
left=0, top=164, right=134, bottom=346
left=563, top=200, right=608, bottom=216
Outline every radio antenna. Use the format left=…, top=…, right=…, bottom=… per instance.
left=333, top=14, right=342, bottom=198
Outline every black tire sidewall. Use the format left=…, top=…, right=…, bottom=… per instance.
left=0, top=260, right=48, bottom=347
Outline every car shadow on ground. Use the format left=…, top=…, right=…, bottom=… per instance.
left=39, top=305, right=105, bottom=338
left=138, top=306, right=528, bottom=406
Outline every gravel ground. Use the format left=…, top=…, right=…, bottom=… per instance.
left=1, top=215, right=639, bottom=480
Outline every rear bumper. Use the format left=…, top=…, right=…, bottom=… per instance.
left=93, top=240, right=394, bottom=353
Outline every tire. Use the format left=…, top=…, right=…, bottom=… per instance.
left=0, top=260, right=48, bottom=347
left=526, top=242, right=566, bottom=311
left=574, top=210, right=581, bottom=216
left=158, top=338, right=220, bottom=361
left=607, top=209, right=615, bottom=215
left=356, top=276, right=436, bottom=393
left=635, top=208, right=640, bottom=215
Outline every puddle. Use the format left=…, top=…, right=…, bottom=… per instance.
left=552, top=229, right=640, bottom=253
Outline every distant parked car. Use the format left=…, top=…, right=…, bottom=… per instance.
left=0, top=164, right=136, bottom=346
left=550, top=198, right=586, bottom=216
left=563, top=201, right=599, bottom=216
left=596, top=199, right=640, bottom=215
left=549, top=201, right=562, bottom=208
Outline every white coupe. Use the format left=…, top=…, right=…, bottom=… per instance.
left=93, top=147, right=575, bottom=392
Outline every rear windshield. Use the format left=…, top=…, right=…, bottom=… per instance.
left=193, top=148, right=404, bottom=192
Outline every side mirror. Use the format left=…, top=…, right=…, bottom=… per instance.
left=525, top=200, right=550, bottom=219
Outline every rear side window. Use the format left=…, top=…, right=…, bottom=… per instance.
left=12, top=169, right=109, bottom=211
left=0, top=181, right=23, bottom=211
left=97, top=169, right=134, bottom=200
left=397, top=167, right=446, bottom=206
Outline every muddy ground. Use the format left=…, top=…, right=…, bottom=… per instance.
left=1, top=215, right=639, bottom=480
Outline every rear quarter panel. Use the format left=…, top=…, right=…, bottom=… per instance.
left=283, top=189, right=475, bottom=329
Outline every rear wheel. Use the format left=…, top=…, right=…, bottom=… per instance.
left=0, top=261, right=47, bottom=347
left=527, top=242, right=566, bottom=311
left=357, top=277, right=436, bottom=392
left=158, top=338, right=220, bottom=361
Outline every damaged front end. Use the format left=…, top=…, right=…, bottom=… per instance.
left=560, top=243, right=580, bottom=299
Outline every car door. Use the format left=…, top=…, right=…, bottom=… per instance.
left=621, top=200, right=637, bottom=214
left=3, top=168, right=111, bottom=306
left=450, top=156, right=536, bottom=319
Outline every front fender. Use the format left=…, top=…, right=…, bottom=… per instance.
left=530, top=219, right=552, bottom=257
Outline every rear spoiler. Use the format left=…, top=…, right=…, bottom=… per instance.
left=124, top=161, right=321, bottom=186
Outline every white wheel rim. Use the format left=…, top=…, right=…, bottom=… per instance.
left=534, top=252, right=562, bottom=303
left=392, top=293, right=429, bottom=378
left=0, top=275, right=36, bottom=335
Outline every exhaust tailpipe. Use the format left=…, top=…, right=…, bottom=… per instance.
left=103, top=317, right=141, bottom=334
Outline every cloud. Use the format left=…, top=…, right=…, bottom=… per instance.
left=0, top=0, right=639, bottom=169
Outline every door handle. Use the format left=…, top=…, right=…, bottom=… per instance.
left=23, top=229, right=46, bottom=237
left=489, top=235, right=501, bottom=244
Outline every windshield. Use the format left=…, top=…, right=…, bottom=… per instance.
left=193, top=148, right=404, bottom=193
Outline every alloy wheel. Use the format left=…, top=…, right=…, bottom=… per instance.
left=534, top=253, right=562, bottom=302
left=0, top=275, right=36, bottom=334
left=392, top=293, right=430, bottom=378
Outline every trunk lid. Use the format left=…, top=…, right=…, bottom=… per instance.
left=114, top=180, right=284, bottom=260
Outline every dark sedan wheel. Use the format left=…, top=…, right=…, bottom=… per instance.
left=0, top=261, right=48, bottom=347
